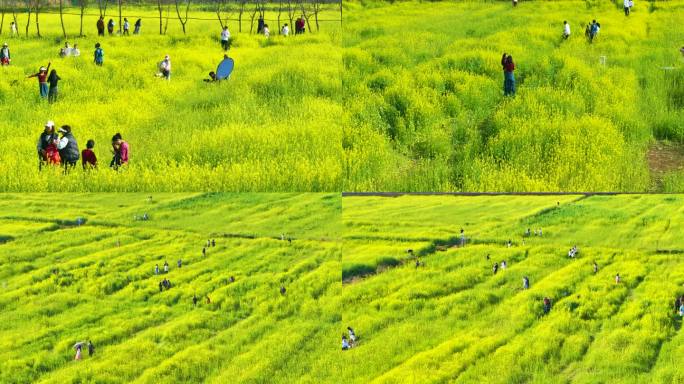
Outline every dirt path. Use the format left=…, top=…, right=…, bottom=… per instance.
left=647, top=141, right=684, bottom=192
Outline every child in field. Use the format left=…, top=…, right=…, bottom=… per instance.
left=543, top=297, right=551, bottom=314
left=27, top=62, right=51, bottom=98
left=221, top=26, right=231, bottom=50
left=1, top=43, right=10, bottom=65
left=123, top=18, right=130, bottom=35
left=342, top=335, right=350, bottom=350
left=204, top=71, right=218, bottom=82
left=263, top=24, right=270, bottom=38
left=562, top=21, right=570, bottom=39
left=82, top=139, right=97, bottom=169
left=72, top=44, right=81, bottom=57
left=282, top=23, right=289, bottom=36
left=159, top=55, right=171, bottom=80
left=501, top=53, right=516, bottom=96
left=47, top=69, right=61, bottom=104
left=110, top=133, right=129, bottom=169
left=108, top=19, right=115, bottom=35
left=134, top=19, right=142, bottom=34
left=94, top=43, right=104, bottom=66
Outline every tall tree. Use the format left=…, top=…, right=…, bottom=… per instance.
left=97, top=0, right=107, bottom=18
left=59, top=0, right=67, bottom=38
left=174, top=0, right=190, bottom=34
left=79, top=0, right=88, bottom=36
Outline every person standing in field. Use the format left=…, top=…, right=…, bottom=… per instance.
left=263, top=24, right=270, bottom=38
left=512, top=0, right=518, bottom=6
left=0, top=43, right=11, bottom=66
left=501, top=53, right=516, bottom=96
left=97, top=17, right=105, bottom=36
left=295, top=17, right=305, bottom=35
left=460, top=228, right=466, bottom=247
left=615, top=273, right=621, bottom=284
left=543, top=297, right=551, bottom=314
left=493, top=262, right=499, bottom=275
left=94, top=43, right=104, bottom=66
left=593, top=261, right=598, bottom=274
left=347, top=327, right=356, bottom=346
left=57, top=125, right=80, bottom=172
left=10, top=21, right=17, bottom=35
left=47, top=69, right=61, bottom=104
left=177, top=259, right=182, bottom=268
left=281, top=23, right=289, bottom=36
left=257, top=16, right=265, bottom=34
left=82, top=140, right=97, bottom=169
left=123, top=18, right=130, bottom=36
left=27, top=62, right=51, bottom=99
left=623, top=0, right=632, bottom=16
left=562, top=21, right=570, bottom=39
left=164, top=260, right=169, bottom=273
left=134, top=19, right=142, bottom=34
left=679, top=46, right=684, bottom=57
left=523, top=276, right=530, bottom=289
left=87, top=341, right=94, bottom=357
left=221, top=26, right=231, bottom=50
left=107, top=19, right=115, bottom=35
left=74, top=344, right=82, bottom=360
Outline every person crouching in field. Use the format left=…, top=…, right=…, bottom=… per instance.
left=159, top=55, right=171, bottom=80
left=501, top=53, right=516, bottom=96
left=57, top=125, right=80, bottom=173
left=47, top=69, right=61, bottom=104
left=82, top=140, right=97, bottom=169
left=94, top=43, right=104, bottom=66
left=37, top=121, right=61, bottom=169
left=0, top=43, right=11, bottom=66
left=27, top=62, right=51, bottom=99
left=562, top=21, right=570, bottom=40
left=110, top=133, right=129, bottom=170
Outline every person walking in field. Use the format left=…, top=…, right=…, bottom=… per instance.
left=57, top=125, right=80, bottom=172
left=74, top=344, right=83, bottom=360
left=281, top=23, right=289, bottom=36
left=543, top=297, right=551, bottom=314
left=27, top=62, right=51, bottom=99
left=615, top=273, right=621, bottom=284
left=1, top=43, right=11, bottom=66
left=211, top=239, right=215, bottom=247
left=87, top=341, right=94, bottom=357
left=177, top=259, right=182, bottom=268
left=107, top=19, right=115, bottom=35
left=220, top=26, right=231, bottom=50
left=493, top=262, right=499, bottom=275
left=589, top=20, right=600, bottom=43
left=523, top=276, right=530, bottom=289
left=501, top=53, right=516, bottom=96
left=82, top=140, right=97, bottom=169
left=624, top=0, right=632, bottom=16
left=593, top=261, right=598, bottom=274
left=97, top=17, right=105, bottom=36
left=562, top=21, right=570, bottom=39
left=155, top=264, right=160, bottom=275
left=134, top=19, right=142, bottom=34
left=47, top=69, right=61, bottom=104
left=280, top=285, right=286, bottom=295
left=123, top=18, right=130, bottom=36
left=460, top=228, right=466, bottom=247
left=94, top=43, right=104, bottom=66
left=164, top=260, right=169, bottom=273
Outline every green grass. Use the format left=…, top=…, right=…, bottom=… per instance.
left=343, top=0, right=684, bottom=191
left=341, top=194, right=684, bottom=383
left=0, top=193, right=341, bottom=383
left=0, top=7, right=342, bottom=191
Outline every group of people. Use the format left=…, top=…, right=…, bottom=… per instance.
left=341, top=327, right=356, bottom=350
left=159, top=278, right=172, bottom=291
left=567, top=245, right=579, bottom=258
left=26, top=62, right=61, bottom=102
left=524, top=228, right=543, bottom=237
left=585, top=20, right=601, bottom=43
left=492, top=260, right=508, bottom=275
left=97, top=16, right=141, bottom=36
left=36, top=122, right=129, bottom=171
left=59, top=42, right=81, bottom=57
left=73, top=341, right=95, bottom=360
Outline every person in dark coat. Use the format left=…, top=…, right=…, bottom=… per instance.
left=57, top=125, right=79, bottom=172
left=97, top=17, right=105, bottom=36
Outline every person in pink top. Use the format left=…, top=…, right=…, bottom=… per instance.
left=110, top=132, right=129, bottom=170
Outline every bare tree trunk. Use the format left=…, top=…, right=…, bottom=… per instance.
left=118, top=0, right=122, bottom=34
left=163, top=3, right=170, bottom=34
left=215, top=0, right=223, bottom=28
left=277, top=0, right=282, bottom=32
left=35, top=2, right=40, bottom=37
left=299, top=1, right=310, bottom=33
left=24, top=0, right=31, bottom=37
left=339, top=0, right=342, bottom=27
left=59, top=0, right=67, bottom=38
left=249, top=3, right=257, bottom=34
left=79, top=1, right=86, bottom=36
left=174, top=0, right=189, bottom=34
left=157, top=0, right=163, bottom=34
left=238, top=1, right=244, bottom=33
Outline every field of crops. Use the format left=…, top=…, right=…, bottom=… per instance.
left=0, top=193, right=341, bottom=383
left=0, top=8, right=342, bottom=191
left=341, top=194, right=684, bottom=383
left=343, top=1, right=684, bottom=192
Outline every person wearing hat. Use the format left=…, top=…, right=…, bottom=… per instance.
left=159, top=55, right=171, bottom=80
left=0, top=43, right=10, bottom=66
left=27, top=62, right=51, bottom=98
left=57, top=125, right=80, bottom=172
left=37, top=121, right=60, bottom=169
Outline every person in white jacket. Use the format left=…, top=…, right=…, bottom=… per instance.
left=624, top=0, right=632, bottom=16
left=281, top=23, right=289, bottom=36
left=220, top=26, right=231, bottom=50
left=562, top=21, right=570, bottom=39
left=159, top=55, right=171, bottom=80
